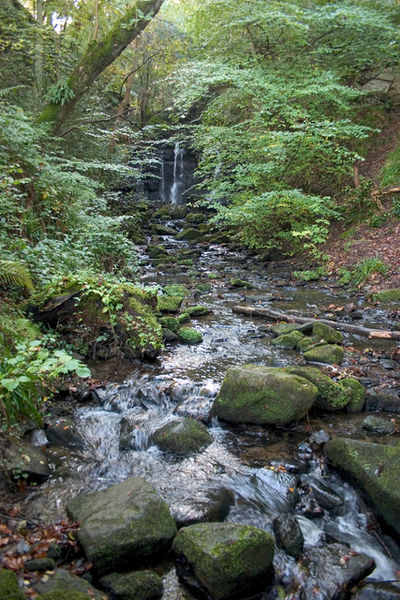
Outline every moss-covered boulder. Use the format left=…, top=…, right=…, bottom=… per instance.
left=284, top=366, right=351, bottom=412
left=177, top=312, right=191, bottom=325
left=173, top=522, right=274, bottom=600
left=372, top=288, right=400, bottom=302
left=304, top=344, right=344, bottom=365
left=186, top=212, right=206, bottom=224
left=31, top=278, right=162, bottom=360
left=176, top=228, right=203, bottom=242
left=185, top=305, right=211, bottom=317
left=271, top=323, right=302, bottom=336
left=147, top=244, right=168, bottom=258
left=178, top=327, right=203, bottom=345
left=324, top=438, right=400, bottom=535
left=213, top=366, right=317, bottom=425
left=163, top=284, right=190, bottom=297
left=230, top=278, right=253, bottom=289
left=271, top=330, right=304, bottom=349
left=66, top=478, right=177, bottom=575
left=341, top=378, right=365, bottom=413
left=33, top=568, right=106, bottom=600
left=0, top=569, right=24, bottom=600
left=157, top=295, right=183, bottom=314
left=312, top=322, right=343, bottom=344
left=99, top=570, right=163, bottom=600
left=296, top=336, right=323, bottom=353
left=153, top=418, right=213, bottom=455
left=158, top=316, right=180, bottom=332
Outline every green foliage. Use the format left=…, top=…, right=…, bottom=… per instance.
left=45, top=80, right=75, bottom=106
left=293, top=267, right=326, bottom=281
left=0, top=260, right=33, bottom=290
left=380, top=144, right=400, bottom=187
left=0, top=338, right=90, bottom=427
left=339, top=255, right=388, bottom=286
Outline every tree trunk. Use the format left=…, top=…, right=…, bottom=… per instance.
left=232, top=305, right=400, bottom=340
left=38, top=0, right=164, bottom=134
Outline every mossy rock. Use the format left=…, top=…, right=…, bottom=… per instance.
left=33, top=569, right=106, bottom=600
left=100, top=570, right=163, bottom=600
left=271, top=323, right=301, bottom=336
left=372, top=288, right=400, bottom=302
left=195, top=283, right=212, bottom=293
left=4, top=438, right=49, bottom=483
left=172, top=522, right=274, bottom=600
left=153, top=417, right=213, bottom=455
left=324, top=438, right=400, bottom=535
left=147, top=244, right=168, bottom=258
left=40, top=592, right=91, bottom=600
left=177, top=312, right=191, bottom=325
left=230, top=278, right=253, bottom=289
left=31, top=279, right=162, bottom=361
left=163, top=284, right=190, bottom=297
left=284, top=366, right=351, bottom=411
left=296, top=335, right=323, bottom=353
left=66, top=478, right=177, bottom=575
left=157, top=295, right=183, bottom=314
left=361, top=416, right=395, bottom=435
left=185, top=305, right=210, bottom=317
left=152, top=224, right=175, bottom=236
left=341, top=378, right=365, bottom=413
left=271, top=330, right=304, bottom=349
left=158, top=316, right=180, bottom=332
left=153, top=207, right=172, bottom=219
left=213, top=365, right=317, bottom=425
left=312, top=322, right=343, bottom=344
left=176, top=228, right=203, bottom=242
left=178, top=327, right=203, bottom=345
left=163, top=328, right=179, bottom=343
left=304, top=344, right=344, bottom=365
left=186, top=212, right=206, bottom=224
left=0, top=569, right=24, bottom=600
left=177, top=259, right=193, bottom=266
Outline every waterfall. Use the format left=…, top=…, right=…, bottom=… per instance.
left=170, top=141, right=185, bottom=204
left=160, top=161, right=167, bottom=203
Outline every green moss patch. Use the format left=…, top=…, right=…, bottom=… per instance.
left=372, top=288, right=400, bottom=302
left=178, top=327, right=203, bottom=345
left=153, top=417, right=213, bottom=455
left=158, top=316, right=180, bottom=332
left=163, top=284, right=190, bottom=297
left=185, top=305, right=210, bottom=317
left=284, top=366, right=351, bottom=411
left=312, top=322, right=343, bottom=344
left=0, top=569, right=24, bottom=600
left=157, top=295, right=183, bottom=314
left=304, top=344, right=344, bottom=365
left=271, top=330, right=304, bottom=349
left=230, top=278, right=253, bottom=289
left=100, top=570, right=163, bottom=600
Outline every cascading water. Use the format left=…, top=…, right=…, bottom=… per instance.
left=160, top=161, right=167, bottom=203
left=170, top=141, right=185, bottom=204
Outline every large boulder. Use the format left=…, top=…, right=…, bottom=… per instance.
left=304, top=344, right=344, bottom=365
left=272, top=514, right=303, bottom=559
left=325, top=438, right=400, bottom=534
left=152, top=417, right=212, bottom=455
left=173, top=522, right=274, bottom=600
left=66, top=478, right=177, bottom=574
left=312, top=322, right=343, bottom=344
left=213, top=366, right=317, bottom=425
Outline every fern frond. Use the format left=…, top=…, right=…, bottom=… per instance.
left=0, top=260, right=34, bottom=290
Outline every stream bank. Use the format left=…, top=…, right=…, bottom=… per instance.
left=1, top=205, right=400, bottom=600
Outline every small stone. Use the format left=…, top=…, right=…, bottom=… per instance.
left=361, top=416, right=395, bottom=435
left=152, top=418, right=213, bottom=455
left=25, top=558, right=56, bottom=571
left=309, top=429, right=330, bottom=446
left=380, top=359, right=396, bottom=370
left=273, top=514, right=304, bottom=558
left=178, top=327, right=203, bottom=345
left=100, top=570, right=163, bottom=600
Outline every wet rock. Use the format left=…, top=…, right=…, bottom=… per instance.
left=163, top=284, right=190, bottom=297
left=158, top=316, right=180, bottom=332
left=176, top=228, right=203, bottom=241
left=296, top=496, right=324, bottom=519
left=157, top=295, right=183, bottom=313
left=3, top=438, right=49, bottom=483
left=296, top=335, right=323, bottom=352
left=0, top=569, right=24, bottom=600
left=178, top=327, right=203, bottom=345
left=152, top=417, right=213, bottom=455
left=273, top=514, right=304, bottom=558
left=45, top=418, right=83, bottom=449
left=163, top=328, right=180, bottom=343
left=285, top=366, right=351, bottom=412
left=33, top=568, right=106, bottom=600
left=147, top=244, right=168, bottom=258
left=300, top=543, right=375, bottom=599
left=307, top=477, right=344, bottom=510
left=365, top=391, right=400, bottom=413
left=312, top=322, right=343, bottom=344
left=271, top=330, right=304, bottom=349
left=174, top=396, right=213, bottom=423
left=173, top=522, right=274, bottom=600
left=100, top=570, right=163, bottom=600
left=325, top=438, right=400, bottom=535
left=255, top=468, right=299, bottom=509
left=361, top=415, right=395, bottom=435
left=173, top=488, right=234, bottom=528
left=271, top=323, right=301, bottom=336
left=25, top=558, right=56, bottom=571
left=213, top=365, right=317, bottom=425
left=380, top=359, right=396, bottom=370
left=309, top=429, right=330, bottom=447
left=66, top=478, right=177, bottom=574
left=304, top=344, right=344, bottom=365
left=341, top=378, right=365, bottom=413
left=353, top=582, right=400, bottom=599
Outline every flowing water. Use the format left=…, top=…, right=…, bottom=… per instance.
left=23, top=219, right=400, bottom=599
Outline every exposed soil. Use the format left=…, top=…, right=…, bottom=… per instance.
left=324, top=109, right=400, bottom=292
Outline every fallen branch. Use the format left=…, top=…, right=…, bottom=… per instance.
left=232, top=305, right=400, bottom=340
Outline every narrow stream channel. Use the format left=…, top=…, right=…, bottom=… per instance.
left=23, top=215, right=400, bottom=599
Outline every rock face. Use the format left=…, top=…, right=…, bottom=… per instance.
left=173, top=522, right=274, bottom=600
left=66, top=478, right=177, bottom=574
left=153, top=418, right=212, bottom=455
left=325, top=438, right=400, bottom=534
left=213, top=366, right=317, bottom=425
left=100, top=570, right=163, bottom=600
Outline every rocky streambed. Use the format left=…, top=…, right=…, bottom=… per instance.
left=2, top=206, right=400, bottom=600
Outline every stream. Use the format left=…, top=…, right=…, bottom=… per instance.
left=22, top=212, right=400, bottom=599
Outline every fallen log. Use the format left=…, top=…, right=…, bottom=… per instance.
left=232, top=305, right=400, bottom=340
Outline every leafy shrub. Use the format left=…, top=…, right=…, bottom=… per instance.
left=339, top=255, right=388, bottom=286
left=0, top=338, right=90, bottom=427
left=293, top=267, right=326, bottom=281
